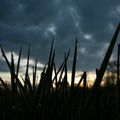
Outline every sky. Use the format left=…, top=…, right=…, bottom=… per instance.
left=0, top=0, right=120, bottom=77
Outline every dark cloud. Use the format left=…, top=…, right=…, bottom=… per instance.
left=0, top=0, right=120, bottom=72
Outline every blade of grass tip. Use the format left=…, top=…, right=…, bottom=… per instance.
left=11, top=52, right=16, bottom=97
left=25, top=44, right=30, bottom=80
left=24, top=45, right=30, bottom=89
left=33, top=59, right=37, bottom=93
left=16, top=46, right=22, bottom=77
left=45, top=39, right=54, bottom=92
left=0, top=45, right=11, bottom=70
left=93, top=23, right=120, bottom=90
left=45, top=46, right=55, bottom=94
left=11, top=52, right=15, bottom=75
left=50, top=49, right=55, bottom=78
left=62, top=53, right=68, bottom=96
left=71, top=38, right=78, bottom=97
left=48, top=37, right=54, bottom=67
left=47, top=49, right=55, bottom=93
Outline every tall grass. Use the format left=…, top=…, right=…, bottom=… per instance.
left=0, top=23, right=120, bottom=120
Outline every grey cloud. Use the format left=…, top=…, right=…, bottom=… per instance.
left=0, top=0, right=120, bottom=72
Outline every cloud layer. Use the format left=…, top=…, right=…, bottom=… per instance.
left=0, top=0, right=120, bottom=72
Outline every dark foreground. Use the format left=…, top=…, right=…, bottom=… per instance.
left=0, top=23, right=120, bottom=120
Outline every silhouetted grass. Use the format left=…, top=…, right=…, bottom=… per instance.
left=0, top=23, right=120, bottom=120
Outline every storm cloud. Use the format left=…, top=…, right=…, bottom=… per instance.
left=0, top=0, right=120, bottom=73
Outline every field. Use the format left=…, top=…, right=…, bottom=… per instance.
left=0, top=23, right=120, bottom=120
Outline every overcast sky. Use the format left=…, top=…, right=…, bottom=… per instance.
left=0, top=0, right=120, bottom=73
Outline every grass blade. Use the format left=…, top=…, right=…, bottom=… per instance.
left=93, top=23, right=120, bottom=89
left=24, top=45, right=30, bottom=90
left=117, top=44, right=120, bottom=86
left=11, top=52, right=16, bottom=97
left=71, top=38, right=78, bottom=97
left=48, top=37, right=54, bottom=67
left=52, top=49, right=70, bottom=84
left=33, top=59, right=37, bottom=93
left=16, top=46, right=22, bottom=77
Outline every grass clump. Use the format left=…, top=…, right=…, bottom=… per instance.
left=0, top=23, right=120, bottom=120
